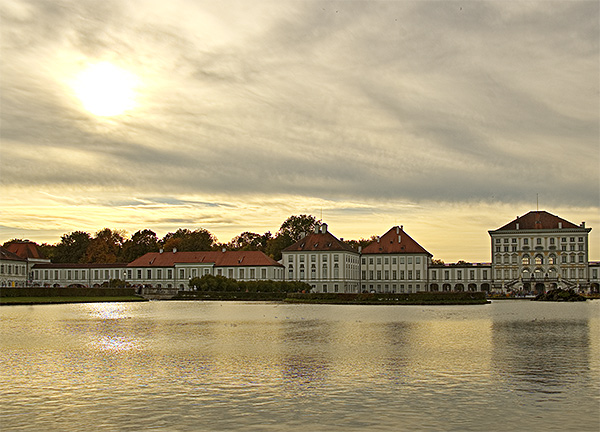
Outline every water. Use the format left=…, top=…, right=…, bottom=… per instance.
left=1, top=300, right=598, bottom=431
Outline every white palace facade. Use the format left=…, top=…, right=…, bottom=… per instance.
left=10, top=210, right=599, bottom=293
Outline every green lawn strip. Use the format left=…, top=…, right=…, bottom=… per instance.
left=0, top=296, right=146, bottom=305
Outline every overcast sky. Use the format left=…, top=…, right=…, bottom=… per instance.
left=1, top=0, right=598, bottom=262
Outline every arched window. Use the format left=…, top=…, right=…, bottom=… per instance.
left=522, top=255, right=530, bottom=265
left=535, top=255, right=543, bottom=265
left=548, top=254, right=556, bottom=265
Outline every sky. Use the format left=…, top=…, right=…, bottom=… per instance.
left=1, top=0, right=598, bottom=263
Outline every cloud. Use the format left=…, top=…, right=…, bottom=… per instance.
left=1, top=0, right=598, bottom=251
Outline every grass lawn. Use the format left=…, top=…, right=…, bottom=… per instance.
left=0, top=296, right=147, bottom=305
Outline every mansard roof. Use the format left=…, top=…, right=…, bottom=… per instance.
left=282, top=226, right=357, bottom=253
left=492, top=211, right=588, bottom=232
left=5, top=241, right=47, bottom=259
left=0, top=246, right=27, bottom=262
left=362, top=226, right=432, bottom=256
left=127, top=250, right=283, bottom=268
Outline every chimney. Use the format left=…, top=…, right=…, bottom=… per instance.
left=159, top=248, right=164, bottom=254
left=581, top=222, right=585, bottom=228
left=377, top=236, right=380, bottom=243
left=516, top=223, right=519, bottom=230
left=314, top=224, right=320, bottom=234
left=396, top=227, right=400, bottom=234
left=172, top=248, right=177, bottom=253
left=222, top=247, right=226, bottom=253
left=300, top=232, right=306, bottom=239
left=400, top=225, right=403, bottom=230
left=321, top=223, right=328, bottom=233
left=558, top=222, right=562, bottom=229
left=358, top=246, right=362, bottom=253
left=340, top=238, right=344, bottom=242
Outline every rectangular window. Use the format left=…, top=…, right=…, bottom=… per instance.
left=127, top=270, right=132, bottom=279
left=95, top=270, right=99, bottom=279
left=334, top=255, right=339, bottom=262
left=68, top=270, right=71, bottom=279
left=179, top=269, right=185, bottom=279
left=377, top=257, right=382, bottom=265
left=470, top=270, right=475, bottom=280
left=504, top=238, right=509, bottom=243
left=384, top=257, right=389, bottom=265
left=167, top=269, right=173, bottom=279
left=105, top=270, right=109, bottom=279
left=400, top=270, right=405, bottom=280
left=82, top=271, right=86, bottom=280
left=239, top=269, right=244, bottom=279
left=524, top=239, right=529, bottom=245
left=137, top=269, right=142, bottom=279
left=432, top=271, right=437, bottom=280
left=550, top=238, right=555, bottom=245
left=483, top=270, right=488, bottom=279
left=416, top=270, right=420, bottom=279
left=228, top=269, right=233, bottom=278
left=261, top=268, right=267, bottom=279
left=362, top=271, right=366, bottom=279
left=457, top=270, right=462, bottom=280
left=579, top=237, right=583, bottom=242
left=384, top=270, right=389, bottom=279
left=74, top=270, right=78, bottom=279
left=416, top=257, right=421, bottom=264
left=400, top=257, right=405, bottom=264
left=408, top=257, right=413, bottom=264
left=444, top=271, right=449, bottom=280
left=392, top=258, right=397, bottom=265
left=311, top=255, right=316, bottom=262
left=537, top=238, right=542, bottom=245
left=299, top=255, right=304, bottom=262
left=157, top=269, right=162, bottom=279
left=362, top=257, right=366, bottom=264
left=55, top=270, right=59, bottom=279
left=250, top=269, right=255, bottom=279
left=376, top=270, right=381, bottom=280
left=392, top=270, right=397, bottom=279
left=217, top=269, right=222, bottom=276
left=147, top=269, right=152, bottom=279
left=408, top=270, right=413, bottom=279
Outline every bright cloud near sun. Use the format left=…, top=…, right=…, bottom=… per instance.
left=71, top=62, right=139, bottom=116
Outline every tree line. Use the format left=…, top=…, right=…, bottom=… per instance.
left=3, top=215, right=376, bottom=264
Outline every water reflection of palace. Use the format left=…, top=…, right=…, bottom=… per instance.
left=4, top=210, right=599, bottom=294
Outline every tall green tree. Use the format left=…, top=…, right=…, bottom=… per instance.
left=227, top=231, right=272, bottom=251
left=53, top=231, right=92, bottom=263
left=84, top=228, right=125, bottom=263
left=278, top=214, right=320, bottom=243
left=162, top=228, right=216, bottom=252
left=120, top=229, right=159, bottom=262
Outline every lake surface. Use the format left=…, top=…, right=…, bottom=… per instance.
left=1, top=300, right=598, bottom=431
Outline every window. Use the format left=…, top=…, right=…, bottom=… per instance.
left=147, top=269, right=152, bottom=279
left=362, top=257, right=366, bottom=265
left=362, top=270, right=366, bottom=280
left=74, top=270, right=78, bottom=279
left=432, top=271, right=437, bottom=280
left=105, top=270, right=109, bottom=279
left=228, top=269, right=233, bottom=278
left=377, top=270, right=381, bottom=280
left=68, top=270, right=71, bottom=279
left=167, top=269, right=173, bottom=279
left=470, top=270, right=475, bottom=280
left=239, top=269, right=244, bottom=279
left=369, top=270, right=374, bottom=279
left=323, top=255, right=327, bottom=262
left=524, top=239, right=529, bottom=245
left=400, top=270, right=405, bottom=280
left=483, top=270, right=487, bottom=279
left=522, top=256, right=530, bottom=265
left=127, top=270, right=132, bottom=279
left=311, top=255, right=316, bottom=262
left=408, top=270, right=413, bottom=279
left=496, top=247, right=501, bottom=252
left=444, top=271, right=449, bottom=280
left=261, top=269, right=267, bottom=279
left=322, top=264, right=328, bottom=278
left=392, top=257, right=397, bottom=265
left=537, top=238, right=542, bottom=245
left=550, top=238, right=555, bottom=245
left=299, top=255, right=304, bottom=262
left=311, top=264, right=316, bottom=279
left=81, top=271, right=86, bottom=280
left=392, top=270, right=397, bottom=279
left=157, top=269, right=162, bottom=279
left=377, top=257, right=381, bottom=265
left=457, top=271, right=462, bottom=280
left=512, top=238, right=517, bottom=243
left=334, top=264, right=339, bottom=278
left=384, top=257, right=389, bottom=265
left=300, top=264, right=305, bottom=279
left=504, top=238, right=509, bottom=243
left=535, top=255, right=543, bottom=265
left=95, top=270, right=99, bottom=279
left=408, top=257, right=413, bottom=264
left=44, top=270, right=48, bottom=280
left=416, top=257, right=421, bottom=264
left=579, top=237, right=583, bottom=242
left=250, top=269, right=255, bottom=279
left=384, top=270, right=389, bottom=279
left=496, top=239, right=501, bottom=243
left=416, top=270, right=420, bottom=279
left=334, top=255, right=339, bottom=262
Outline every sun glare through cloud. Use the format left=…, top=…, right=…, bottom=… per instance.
left=71, top=62, right=139, bottom=116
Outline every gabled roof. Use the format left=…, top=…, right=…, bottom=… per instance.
left=492, top=211, right=586, bottom=231
left=127, top=250, right=283, bottom=268
left=32, top=263, right=128, bottom=269
left=362, top=226, right=432, bottom=256
left=0, top=246, right=27, bottom=262
left=282, top=227, right=357, bottom=253
left=5, top=241, right=46, bottom=259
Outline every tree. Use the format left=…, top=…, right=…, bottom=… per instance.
left=162, top=228, right=216, bottom=252
left=120, top=229, right=159, bottom=262
left=278, top=215, right=320, bottom=243
left=53, top=231, right=92, bottom=263
left=84, top=228, right=125, bottom=263
left=431, top=259, right=445, bottom=265
left=228, top=231, right=272, bottom=251
left=38, top=243, right=56, bottom=261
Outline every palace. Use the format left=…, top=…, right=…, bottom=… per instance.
left=3, top=210, right=598, bottom=293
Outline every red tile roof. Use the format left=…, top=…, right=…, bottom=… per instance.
left=493, top=211, right=585, bottom=231
left=282, top=230, right=357, bottom=253
left=5, top=241, right=46, bottom=259
left=127, top=250, right=283, bottom=268
left=362, top=226, right=432, bottom=256
left=32, top=263, right=128, bottom=269
left=0, top=246, right=27, bottom=262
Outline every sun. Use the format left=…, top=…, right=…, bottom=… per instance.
left=72, top=62, right=139, bottom=117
